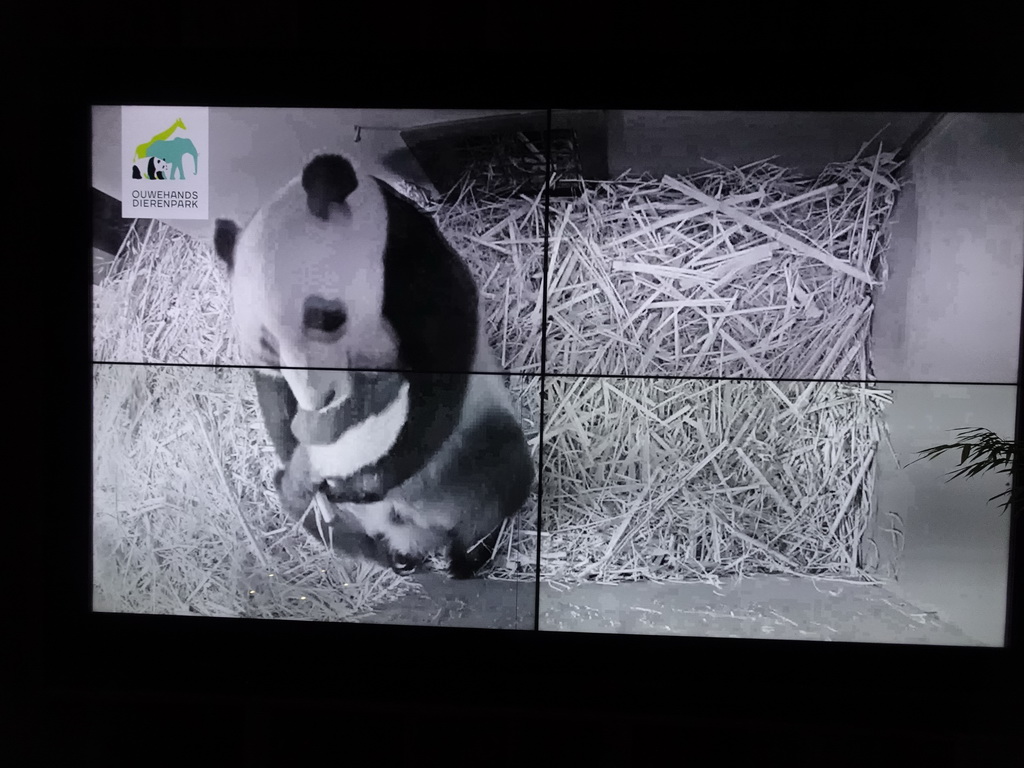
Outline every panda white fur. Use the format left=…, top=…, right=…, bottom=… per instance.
left=132, top=156, right=170, bottom=180
left=213, top=153, right=535, bottom=579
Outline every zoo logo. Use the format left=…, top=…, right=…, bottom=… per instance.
left=130, top=117, right=199, bottom=181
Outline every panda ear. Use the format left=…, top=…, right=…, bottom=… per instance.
left=301, top=154, right=359, bottom=220
left=213, top=219, right=240, bottom=270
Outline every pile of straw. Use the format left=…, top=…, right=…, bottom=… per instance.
left=431, top=179, right=547, bottom=376
left=545, top=147, right=901, bottom=380
left=540, top=376, right=894, bottom=586
left=93, top=362, right=413, bottom=619
left=534, top=145, right=901, bottom=585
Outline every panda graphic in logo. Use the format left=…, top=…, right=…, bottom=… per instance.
left=132, top=156, right=170, bottom=180
left=129, top=116, right=199, bottom=181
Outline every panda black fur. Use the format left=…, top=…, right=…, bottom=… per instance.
left=213, top=153, right=535, bottom=579
left=133, top=156, right=169, bottom=180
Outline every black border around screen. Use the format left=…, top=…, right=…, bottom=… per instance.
left=35, top=45, right=1022, bottom=734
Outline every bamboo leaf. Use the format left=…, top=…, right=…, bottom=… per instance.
left=913, top=425, right=1016, bottom=515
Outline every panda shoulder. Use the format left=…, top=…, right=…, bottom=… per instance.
left=373, top=178, right=469, bottom=273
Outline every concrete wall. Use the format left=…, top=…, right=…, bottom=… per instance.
left=605, top=110, right=931, bottom=179
left=871, top=113, right=1024, bottom=386
left=869, top=113, right=1024, bottom=646
left=872, top=383, right=1015, bottom=646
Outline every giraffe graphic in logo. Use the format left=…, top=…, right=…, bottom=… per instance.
left=130, top=117, right=199, bottom=181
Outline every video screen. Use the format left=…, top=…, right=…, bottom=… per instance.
left=91, top=107, right=1021, bottom=645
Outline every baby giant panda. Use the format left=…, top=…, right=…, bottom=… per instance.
left=213, top=153, right=535, bottom=579
left=132, top=156, right=169, bottom=180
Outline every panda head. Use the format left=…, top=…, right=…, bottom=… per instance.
left=213, top=153, right=399, bottom=412
left=144, top=156, right=169, bottom=179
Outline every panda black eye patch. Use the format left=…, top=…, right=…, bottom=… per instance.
left=302, top=296, right=347, bottom=340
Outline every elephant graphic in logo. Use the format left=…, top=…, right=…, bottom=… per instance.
left=144, top=137, right=199, bottom=180
left=129, top=118, right=199, bottom=181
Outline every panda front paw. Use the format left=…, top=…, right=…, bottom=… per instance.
left=447, top=529, right=501, bottom=580
left=274, top=467, right=318, bottom=518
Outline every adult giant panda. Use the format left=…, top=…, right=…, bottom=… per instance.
left=213, top=153, right=535, bottom=579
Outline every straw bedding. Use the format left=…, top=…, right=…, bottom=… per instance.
left=536, top=145, right=901, bottom=586
left=435, top=143, right=901, bottom=585
left=545, top=149, right=900, bottom=380
left=92, top=362, right=430, bottom=619
left=541, top=376, right=894, bottom=586
left=92, top=142, right=901, bottom=620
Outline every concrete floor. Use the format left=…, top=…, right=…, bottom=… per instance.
left=358, top=572, right=985, bottom=646
left=353, top=574, right=537, bottom=631
left=538, top=576, right=983, bottom=645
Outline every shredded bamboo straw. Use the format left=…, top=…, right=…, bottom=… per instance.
left=92, top=362, right=418, bottom=620
left=539, top=375, right=893, bottom=585
left=529, top=147, right=901, bottom=585
left=544, top=147, right=901, bottom=380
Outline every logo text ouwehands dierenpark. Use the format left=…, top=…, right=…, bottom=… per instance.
left=122, top=106, right=209, bottom=220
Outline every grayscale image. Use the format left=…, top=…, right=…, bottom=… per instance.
left=91, top=108, right=1022, bottom=639
left=93, top=363, right=538, bottom=626
left=535, top=111, right=1022, bottom=646
left=539, top=375, right=1015, bottom=646
left=91, top=107, right=549, bottom=627
left=92, top=107, right=546, bottom=375
left=543, top=111, right=1023, bottom=385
